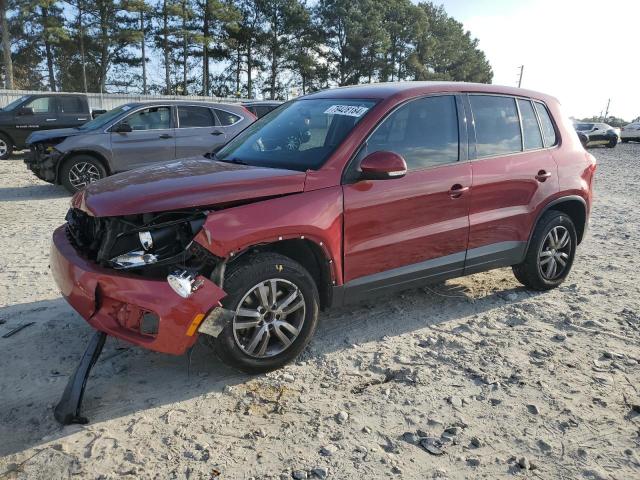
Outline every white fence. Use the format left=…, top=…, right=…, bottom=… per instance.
left=0, top=89, right=249, bottom=111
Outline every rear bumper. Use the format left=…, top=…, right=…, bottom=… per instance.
left=50, top=225, right=226, bottom=355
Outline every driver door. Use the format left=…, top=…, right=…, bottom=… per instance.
left=342, top=95, right=472, bottom=300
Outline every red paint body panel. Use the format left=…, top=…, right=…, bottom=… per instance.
left=343, top=163, right=471, bottom=282
left=468, top=150, right=559, bottom=249
left=194, top=187, right=344, bottom=284
left=50, top=226, right=226, bottom=355
left=72, top=157, right=306, bottom=217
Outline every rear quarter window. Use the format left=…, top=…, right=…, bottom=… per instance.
left=534, top=102, right=557, bottom=147
left=214, top=109, right=242, bottom=126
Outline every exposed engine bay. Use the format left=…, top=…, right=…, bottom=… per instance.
left=65, top=207, right=220, bottom=280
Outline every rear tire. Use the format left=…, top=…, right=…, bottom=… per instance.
left=0, top=133, right=13, bottom=160
left=606, top=137, right=618, bottom=148
left=209, top=252, right=320, bottom=374
left=513, top=210, right=577, bottom=291
left=60, top=154, right=107, bottom=193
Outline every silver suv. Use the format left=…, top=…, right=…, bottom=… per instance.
left=25, top=101, right=255, bottom=193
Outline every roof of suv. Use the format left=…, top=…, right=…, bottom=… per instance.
left=302, top=81, right=557, bottom=104
left=118, top=100, right=246, bottom=109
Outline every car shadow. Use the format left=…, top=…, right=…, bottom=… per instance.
left=0, top=272, right=540, bottom=458
left=0, top=184, right=69, bottom=201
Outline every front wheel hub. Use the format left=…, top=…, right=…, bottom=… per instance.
left=232, top=278, right=305, bottom=358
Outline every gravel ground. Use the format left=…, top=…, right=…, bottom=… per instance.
left=0, top=145, right=639, bottom=479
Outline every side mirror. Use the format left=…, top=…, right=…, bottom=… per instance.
left=18, top=107, right=33, bottom=116
left=359, top=151, right=407, bottom=180
left=114, top=122, right=132, bottom=133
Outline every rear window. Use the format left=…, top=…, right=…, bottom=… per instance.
left=517, top=99, right=543, bottom=150
left=534, top=102, right=557, bottom=147
left=470, top=95, right=522, bottom=157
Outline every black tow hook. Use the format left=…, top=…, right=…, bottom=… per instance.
left=54, top=331, right=107, bottom=425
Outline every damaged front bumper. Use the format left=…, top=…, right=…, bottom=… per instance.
left=24, top=146, right=61, bottom=182
left=50, top=225, right=228, bottom=355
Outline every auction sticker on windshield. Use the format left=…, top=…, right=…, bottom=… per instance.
left=324, top=105, right=369, bottom=117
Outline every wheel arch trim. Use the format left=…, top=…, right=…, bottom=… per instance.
left=527, top=195, right=588, bottom=251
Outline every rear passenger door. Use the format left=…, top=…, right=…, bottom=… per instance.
left=57, top=96, right=90, bottom=128
left=174, top=105, right=222, bottom=158
left=465, top=95, right=559, bottom=274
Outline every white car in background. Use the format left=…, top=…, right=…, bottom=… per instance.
left=621, top=122, right=640, bottom=143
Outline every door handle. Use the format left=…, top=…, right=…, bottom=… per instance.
left=159, top=134, right=172, bottom=139
left=448, top=184, right=469, bottom=198
left=46, top=118, right=56, bottom=121
left=535, top=170, right=552, bottom=182
left=210, top=130, right=224, bottom=136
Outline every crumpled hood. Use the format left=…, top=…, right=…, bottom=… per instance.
left=72, top=157, right=308, bottom=217
left=27, top=128, right=84, bottom=145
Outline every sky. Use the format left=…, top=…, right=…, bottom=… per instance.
left=431, top=0, right=640, bottom=120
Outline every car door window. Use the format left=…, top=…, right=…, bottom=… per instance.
left=517, top=99, right=543, bottom=150
left=365, top=95, right=459, bottom=170
left=178, top=106, right=215, bottom=128
left=534, top=102, right=557, bottom=147
left=470, top=95, right=522, bottom=157
left=214, top=109, right=241, bottom=126
left=124, top=106, right=172, bottom=131
left=25, top=97, right=55, bottom=113
left=58, top=96, right=84, bottom=114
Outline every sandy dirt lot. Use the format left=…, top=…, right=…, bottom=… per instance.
left=0, top=145, right=639, bottom=480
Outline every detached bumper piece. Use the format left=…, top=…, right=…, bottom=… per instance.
left=54, top=331, right=107, bottom=425
left=50, top=226, right=227, bottom=355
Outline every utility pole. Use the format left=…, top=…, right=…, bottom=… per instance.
left=518, top=65, right=524, bottom=88
left=603, top=98, right=610, bottom=121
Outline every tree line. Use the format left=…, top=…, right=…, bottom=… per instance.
left=0, top=0, right=493, bottom=99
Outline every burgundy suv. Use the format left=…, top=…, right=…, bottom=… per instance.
left=51, top=82, right=596, bottom=373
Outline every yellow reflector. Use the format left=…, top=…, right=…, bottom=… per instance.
left=186, top=313, right=205, bottom=336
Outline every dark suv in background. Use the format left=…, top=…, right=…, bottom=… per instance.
left=25, top=100, right=255, bottom=192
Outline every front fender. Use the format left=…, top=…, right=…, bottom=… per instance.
left=193, top=186, right=344, bottom=284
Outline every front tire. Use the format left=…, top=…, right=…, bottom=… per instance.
left=0, top=133, right=14, bottom=160
left=210, top=252, right=320, bottom=374
left=60, top=154, right=107, bottom=193
left=513, top=210, right=577, bottom=291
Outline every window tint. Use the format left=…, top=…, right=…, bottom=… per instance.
left=470, top=95, right=522, bottom=157
left=59, top=96, right=84, bottom=114
left=178, top=106, right=215, bottom=128
left=575, top=123, right=593, bottom=131
left=25, top=97, right=54, bottom=113
left=517, top=99, right=543, bottom=150
left=534, top=102, right=557, bottom=147
left=365, top=95, right=459, bottom=170
left=124, top=106, right=171, bottom=131
left=214, top=109, right=241, bottom=126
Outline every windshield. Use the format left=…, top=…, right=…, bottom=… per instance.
left=216, top=98, right=376, bottom=171
left=76, top=104, right=137, bottom=131
left=2, top=96, right=28, bottom=111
